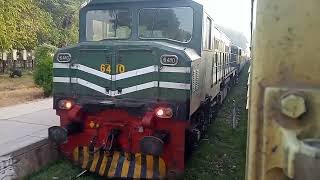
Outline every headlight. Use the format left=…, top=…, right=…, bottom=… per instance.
left=155, top=107, right=173, bottom=119
left=58, top=99, right=74, bottom=110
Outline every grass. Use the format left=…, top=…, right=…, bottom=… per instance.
left=26, top=64, right=249, bottom=180
left=0, top=73, right=43, bottom=107
left=25, top=159, right=104, bottom=180
left=184, top=64, right=249, bottom=180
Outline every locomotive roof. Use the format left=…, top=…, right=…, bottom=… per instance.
left=214, top=27, right=231, bottom=45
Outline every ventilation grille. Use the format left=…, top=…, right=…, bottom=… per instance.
left=192, top=69, right=200, bottom=93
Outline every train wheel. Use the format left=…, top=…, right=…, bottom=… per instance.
left=209, top=103, right=218, bottom=124
left=198, top=110, right=209, bottom=137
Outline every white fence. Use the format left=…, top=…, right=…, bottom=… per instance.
left=0, top=50, right=35, bottom=73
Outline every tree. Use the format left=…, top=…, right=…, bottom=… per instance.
left=0, top=0, right=84, bottom=50
left=0, top=0, right=55, bottom=50
left=37, top=0, right=85, bottom=47
left=33, top=44, right=57, bottom=96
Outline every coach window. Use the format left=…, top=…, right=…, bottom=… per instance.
left=203, top=17, right=212, bottom=50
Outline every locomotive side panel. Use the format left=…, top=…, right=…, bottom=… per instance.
left=201, top=14, right=218, bottom=101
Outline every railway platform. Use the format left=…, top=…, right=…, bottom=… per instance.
left=0, top=99, right=59, bottom=179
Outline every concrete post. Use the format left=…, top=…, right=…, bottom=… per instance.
left=2, top=51, right=7, bottom=61
left=12, top=49, right=17, bottom=61
left=22, top=50, right=27, bottom=61
left=22, top=50, right=27, bottom=69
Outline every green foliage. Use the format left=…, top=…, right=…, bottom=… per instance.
left=0, top=0, right=55, bottom=50
left=37, top=0, right=85, bottom=46
left=0, top=0, right=84, bottom=50
left=33, top=44, right=57, bottom=96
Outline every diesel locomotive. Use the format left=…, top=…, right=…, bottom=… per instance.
left=49, top=0, right=247, bottom=178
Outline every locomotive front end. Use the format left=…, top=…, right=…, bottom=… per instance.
left=51, top=42, right=192, bottom=179
left=50, top=0, right=201, bottom=178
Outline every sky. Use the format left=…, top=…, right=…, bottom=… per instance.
left=204, top=0, right=251, bottom=41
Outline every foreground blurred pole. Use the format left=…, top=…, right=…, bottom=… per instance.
left=247, top=0, right=320, bottom=180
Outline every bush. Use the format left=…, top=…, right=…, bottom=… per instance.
left=33, top=44, right=57, bottom=97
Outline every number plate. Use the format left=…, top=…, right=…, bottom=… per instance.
left=160, top=55, right=178, bottom=66
left=57, top=53, right=71, bottom=63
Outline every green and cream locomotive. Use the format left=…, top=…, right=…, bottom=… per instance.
left=49, top=0, right=247, bottom=178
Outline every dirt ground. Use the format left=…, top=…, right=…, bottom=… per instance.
left=0, top=74, right=43, bottom=107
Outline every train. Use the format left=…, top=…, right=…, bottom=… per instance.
left=48, top=0, right=248, bottom=179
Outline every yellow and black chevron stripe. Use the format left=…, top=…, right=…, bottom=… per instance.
left=73, top=146, right=166, bottom=179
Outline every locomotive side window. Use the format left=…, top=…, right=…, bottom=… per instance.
left=225, top=54, right=228, bottom=74
left=214, top=38, right=219, bottom=49
left=223, top=53, right=225, bottom=75
left=138, top=7, right=193, bottom=43
left=203, top=17, right=212, bottom=50
left=213, top=53, right=218, bottom=84
left=219, top=52, right=222, bottom=79
left=86, top=9, right=131, bottom=41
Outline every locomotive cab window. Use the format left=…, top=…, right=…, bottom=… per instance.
left=86, top=9, right=131, bottom=41
left=138, top=7, right=193, bottom=43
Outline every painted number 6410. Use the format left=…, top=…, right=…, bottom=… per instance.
left=100, top=64, right=126, bottom=74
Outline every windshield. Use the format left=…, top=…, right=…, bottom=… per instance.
left=138, top=7, right=193, bottom=43
left=86, top=9, right=131, bottom=41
